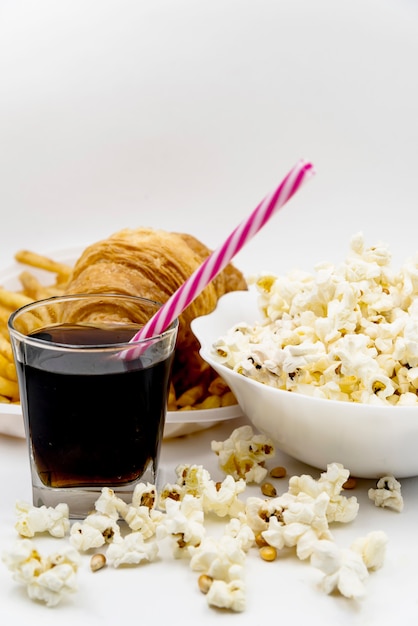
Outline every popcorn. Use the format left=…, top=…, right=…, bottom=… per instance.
left=93, top=485, right=163, bottom=537
left=262, top=492, right=333, bottom=560
left=368, top=475, right=404, bottom=512
left=350, top=531, right=388, bottom=571
left=211, top=425, right=275, bottom=483
left=190, top=534, right=246, bottom=582
left=156, top=494, right=206, bottom=558
left=70, top=513, right=121, bottom=551
left=14, top=501, right=70, bottom=538
left=3, top=431, right=395, bottom=611
left=201, top=475, right=246, bottom=518
left=310, top=539, right=370, bottom=599
left=2, top=539, right=80, bottom=607
left=223, top=515, right=255, bottom=552
left=288, top=463, right=359, bottom=523
left=175, top=463, right=212, bottom=496
left=205, top=579, right=246, bottom=612
left=93, top=487, right=128, bottom=520
left=213, top=233, right=418, bottom=406
left=106, top=532, right=158, bottom=567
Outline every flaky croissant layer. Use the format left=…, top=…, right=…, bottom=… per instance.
left=65, top=227, right=247, bottom=395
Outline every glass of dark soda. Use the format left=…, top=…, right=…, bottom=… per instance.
left=8, top=293, right=178, bottom=518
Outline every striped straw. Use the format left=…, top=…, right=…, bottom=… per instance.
left=124, top=159, right=315, bottom=359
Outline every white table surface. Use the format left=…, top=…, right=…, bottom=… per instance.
left=1, top=0, right=418, bottom=623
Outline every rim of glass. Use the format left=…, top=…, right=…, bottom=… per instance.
left=8, top=292, right=179, bottom=350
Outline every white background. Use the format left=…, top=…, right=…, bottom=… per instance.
left=1, top=0, right=418, bottom=624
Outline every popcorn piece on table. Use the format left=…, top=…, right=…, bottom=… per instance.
left=70, top=513, right=121, bottom=551
left=288, top=463, right=359, bottom=523
left=224, top=514, right=255, bottom=552
left=368, top=475, right=404, bottom=512
left=190, top=534, right=246, bottom=582
left=175, top=463, right=212, bottom=497
left=14, top=501, right=70, bottom=538
left=122, top=483, right=163, bottom=537
left=262, top=491, right=333, bottom=560
left=211, top=425, right=275, bottom=483
left=350, top=531, right=388, bottom=571
left=244, top=492, right=296, bottom=533
left=106, top=532, right=158, bottom=568
left=205, top=579, right=246, bottom=612
left=172, top=463, right=247, bottom=517
left=93, top=487, right=129, bottom=520
left=156, top=494, right=206, bottom=558
left=158, top=483, right=184, bottom=510
left=310, top=539, right=370, bottom=599
left=2, top=538, right=80, bottom=607
left=201, top=475, right=246, bottom=518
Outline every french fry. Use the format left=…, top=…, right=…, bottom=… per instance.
left=18, top=271, right=48, bottom=300
left=0, top=335, right=13, bottom=362
left=221, top=391, right=237, bottom=407
left=176, top=383, right=206, bottom=407
left=0, top=287, right=33, bottom=311
left=0, top=305, right=12, bottom=325
left=14, top=250, right=73, bottom=281
left=0, top=354, right=17, bottom=382
left=196, top=395, right=222, bottom=410
left=208, top=376, right=230, bottom=396
left=0, top=375, right=19, bottom=400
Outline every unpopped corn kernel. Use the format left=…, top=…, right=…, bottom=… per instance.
left=259, top=545, right=277, bottom=561
left=198, top=574, right=214, bottom=594
left=343, top=477, right=357, bottom=490
left=269, top=466, right=287, bottom=479
left=261, top=482, right=277, bottom=497
left=90, top=553, right=106, bottom=572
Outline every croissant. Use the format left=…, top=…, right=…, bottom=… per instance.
left=65, top=227, right=247, bottom=395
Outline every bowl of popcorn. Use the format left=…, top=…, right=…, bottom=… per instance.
left=192, top=233, right=418, bottom=479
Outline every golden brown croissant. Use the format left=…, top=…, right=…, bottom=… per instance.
left=65, top=227, right=247, bottom=396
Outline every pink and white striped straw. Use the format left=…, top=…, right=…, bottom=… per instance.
left=125, top=159, right=315, bottom=359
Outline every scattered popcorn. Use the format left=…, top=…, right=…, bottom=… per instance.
left=211, top=425, right=275, bottom=483
left=288, top=462, right=359, bottom=523
left=2, top=438, right=396, bottom=611
left=224, top=515, right=255, bottom=552
left=2, top=539, right=80, bottom=607
left=106, top=532, right=158, bottom=567
left=368, top=475, right=404, bottom=512
left=158, top=483, right=183, bottom=510
left=93, top=487, right=129, bottom=520
left=93, top=484, right=163, bottom=537
left=70, top=513, right=121, bottom=551
left=310, top=539, right=369, bottom=599
left=123, top=504, right=163, bottom=538
left=262, top=492, right=333, bottom=560
left=205, top=578, right=246, bottom=612
left=14, top=501, right=70, bottom=538
left=155, top=494, right=206, bottom=558
left=175, top=463, right=212, bottom=496
left=201, top=475, right=246, bottom=518
left=212, top=233, right=418, bottom=406
left=131, top=482, right=159, bottom=509
left=350, top=531, right=388, bottom=571
left=190, top=534, right=246, bottom=581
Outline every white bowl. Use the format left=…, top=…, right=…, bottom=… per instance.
left=191, top=290, right=418, bottom=479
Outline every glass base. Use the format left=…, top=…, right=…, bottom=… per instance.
left=31, top=462, right=160, bottom=519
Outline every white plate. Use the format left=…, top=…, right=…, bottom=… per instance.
left=0, top=247, right=242, bottom=440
